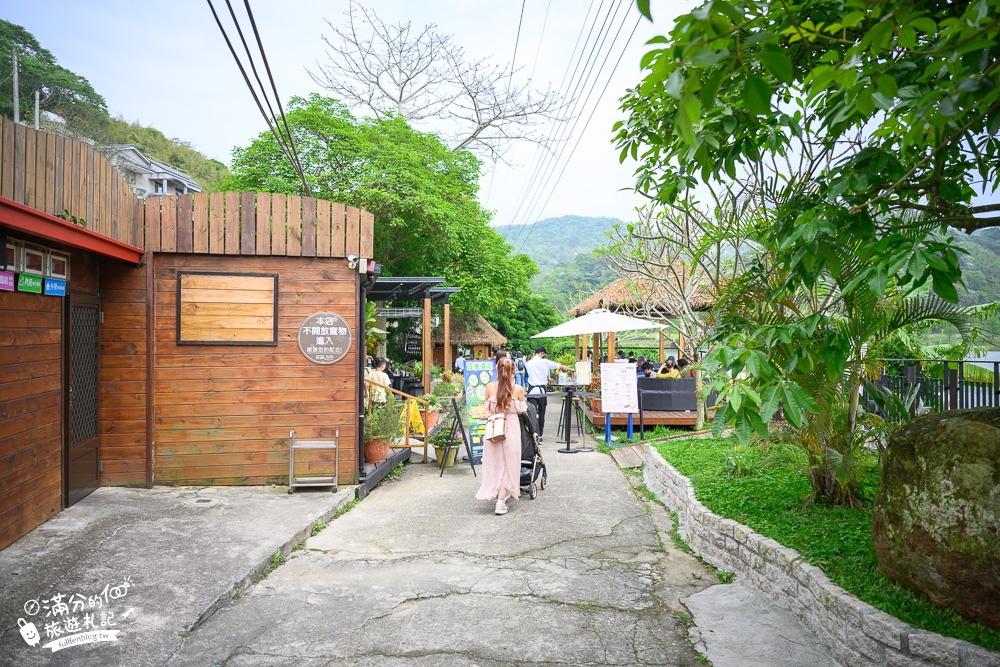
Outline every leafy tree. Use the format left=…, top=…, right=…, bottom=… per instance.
left=532, top=252, right=618, bottom=314
left=487, top=293, right=562, bottom=355
left=0, top=20, right=107, bottom=132
left=223, top=93, right=532, bottom=314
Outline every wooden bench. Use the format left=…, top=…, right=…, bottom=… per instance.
left=288, top=429, right=339, bottom=494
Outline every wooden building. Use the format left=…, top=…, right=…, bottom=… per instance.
left=432, top=314, right=506, bottom=367
left=0, top=117, right=374, bottom=550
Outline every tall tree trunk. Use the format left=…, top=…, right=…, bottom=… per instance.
left=694, top=367, right=705, bottom=430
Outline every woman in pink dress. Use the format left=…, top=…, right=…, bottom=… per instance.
left=475, top=356, right=527, bottom=515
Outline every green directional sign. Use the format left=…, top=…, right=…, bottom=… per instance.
left=17, top=274, right=42, bottom=293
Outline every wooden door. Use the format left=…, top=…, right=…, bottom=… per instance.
left=65, top=292, right=100, bottom=506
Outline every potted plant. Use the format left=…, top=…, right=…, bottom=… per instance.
left=433, top=380, right=462, bottom=400
left=364, top=395, right=404, bottom=463
left=587, top=373, right=602, bottom=413
left=423, top=394, right=441, bottom=431
left=430, top=429, right=458, bottom=468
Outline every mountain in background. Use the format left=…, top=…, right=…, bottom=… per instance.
left=495, top=215, right=619, bottom=274
left=956, top=229, right=1000, bottom=307
left=496, top=215, right=620, bottom=314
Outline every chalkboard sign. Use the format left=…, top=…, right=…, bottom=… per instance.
left=404, top=332, right=422, bottom=355
left=463, top=359, right=496, bottom=464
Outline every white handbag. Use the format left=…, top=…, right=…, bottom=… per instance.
left=484, top=413, right=507, bottom=442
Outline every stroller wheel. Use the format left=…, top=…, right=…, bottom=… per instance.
left=530, top=483, right=538, bottom=500
left=540, top=473, right=546, bottom=490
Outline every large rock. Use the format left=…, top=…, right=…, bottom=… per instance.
left=873, top=408, right=1000, bottom=629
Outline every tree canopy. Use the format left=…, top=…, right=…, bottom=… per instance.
left=223, top=94, right=535, bottom=315
left=0, top=19, right=107, bottom=132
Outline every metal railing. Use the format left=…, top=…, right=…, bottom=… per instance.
left=872, top=358, right=1000, bottom=417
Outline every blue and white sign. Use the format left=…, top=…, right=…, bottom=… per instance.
left=43, top=278, right=66, bottom=297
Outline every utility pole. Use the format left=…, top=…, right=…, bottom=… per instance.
left=12, top=47, right=19, bottom=124
left=34, top=89, right=39, bottom=130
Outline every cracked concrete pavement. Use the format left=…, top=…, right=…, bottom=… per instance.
left=168, top=427, right=719, bottom=667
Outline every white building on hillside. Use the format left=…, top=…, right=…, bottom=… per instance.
left=102, top=144, right=201, bottom=198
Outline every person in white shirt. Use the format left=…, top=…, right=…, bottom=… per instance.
left=454, top=352, right=466, bottom=374
left=524, top=345, right=572, bottom=440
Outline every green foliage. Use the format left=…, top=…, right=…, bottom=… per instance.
left=493, top=216, right=620, bottom=275
left=364, top=395, right=404, bottom=443
left=99, top=117, right=229, bottom=189
left=486, top=294, right=562, bottom=354
left=224, top=94, right=532, bottom=315
left=0, top=20, right=107, bottom=132
left=253, top=551, right=287, bottom=584
left=653, top=437, right=1000, bottom=651
left=532, top=251, right=619, bottom=314
left=432, top=381, right=461, bottom=398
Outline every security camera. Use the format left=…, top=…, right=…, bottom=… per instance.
left=347, top=255, right=359, bottom=269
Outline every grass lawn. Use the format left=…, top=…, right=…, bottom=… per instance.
left=651, top=436, right=1000, bottom=652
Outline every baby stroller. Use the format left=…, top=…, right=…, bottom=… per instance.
left=519, top=402, right=548, bottom=499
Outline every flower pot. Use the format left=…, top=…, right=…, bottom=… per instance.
left=590, top=398, right=603, bottom=413
left=364, top=437, right=391, bottom=463
left=433, top=445, right=458, bottom=467
left=424, top=410, right=440, bottom=431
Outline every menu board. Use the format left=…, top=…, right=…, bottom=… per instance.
left=600, top=363, right=638, bottom=414
left=575, top=361, right=592, bottom=386
left=463, top=360, right=497, bottom=465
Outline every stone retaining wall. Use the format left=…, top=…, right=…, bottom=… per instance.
left=644, top=446, right=1000, bottom=667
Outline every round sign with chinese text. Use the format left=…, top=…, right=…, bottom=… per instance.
left=297, top=312, right=353, bottom=365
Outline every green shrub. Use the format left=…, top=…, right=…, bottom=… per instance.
left=433, top=381, right=461, bottom=397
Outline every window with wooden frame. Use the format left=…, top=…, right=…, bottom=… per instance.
left=4, top=241, right=18, bottom=272
left=48, top=252, right=69, bottom=280
left=21, top=245, right=45, bottom=276
left=176, top=272, right=278, bottom=345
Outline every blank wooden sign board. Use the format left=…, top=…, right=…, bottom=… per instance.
left=176, top=271, right=278, bottom=345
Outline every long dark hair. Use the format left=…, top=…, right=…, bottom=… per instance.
left=495, top=357, right=515, bottom=412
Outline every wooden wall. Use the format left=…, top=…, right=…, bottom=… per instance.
left=98, top=259, right=149, bottom=486
left=151, top=254, right=358, bottom=485
left=0, top=240, right=98, bottom=550
left=0, top=116, right=143, bottom=248
left=144, top=193, right=374, bottom=259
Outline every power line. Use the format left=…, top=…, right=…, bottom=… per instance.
left=487, top=0, right=528, bottom=206
left=516, top=15, right=641, bottom=255
left=508, top=0, right=627, bottom=246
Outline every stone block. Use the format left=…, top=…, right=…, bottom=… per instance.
left=849, top=626, right=888, bottom=664
left=886, top=650, right=934, bottom=667
left=704, top=513, right=721, bottom=530
left=908, top=633, right=960, bottom=667
left=862, top=612, right=909, bottom=652
left=720, top=520, right=736, bottom=538
left=773, top=546, right=799, bottom=571
left=834, top=643, right=873, bottom=667
left=836, top=591, right=873, bottom=626
left=758, top=538, right=779, bottom=562
left=962, top=644, right=1000, bottom=667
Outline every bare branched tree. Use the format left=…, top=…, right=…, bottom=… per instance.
left=310, top=2, right=566, bottom=163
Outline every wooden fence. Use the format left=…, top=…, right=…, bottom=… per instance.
left=0, top=116, right=143, bottom=248
left=144, top=193, right=373, bottom=258
left=0, top=116, right=373, bottom=259
left=874, top=359, right=1000, bottom=417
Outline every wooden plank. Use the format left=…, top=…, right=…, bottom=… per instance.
left=316, top=199, right=331, bottom=258
left=181, top=274, right=274, bottom=291
left=23, top=126, right=36, bottom=208
left=255, top=193, right=271, bottom=255
left=224, top=191, right=240, bottom=254
left=270, top=193, right=287, bottom=255
left=610, top=444, right=645, bottom=469
left=52, top=134, right=64, bottom=213
left=286, top=194, right=302, bottom=256
left=192, top=192, right=209, bottom=253
left=359, top=209, right=374, bottom=259
left=85, top=144, right=95, bottom=229
left=209, top=191, right=224, bottom=254
left=44, top=133, right=55, bottom=216
left=330, top=202, right=346, bottom=258
left=345, top=205, right=361, bottom=257
left=160, top=196, right=177, bottom=252
left=0, top=118, right=11, bottom=199
left=135, top=197, right=145, bottom=249
left=144, top=197, right=161, bottom=252
left=110, top=165, right=119, bottom=239
left=301, top=197, right=317, bottom=257
left=74, top=139, right=85, bottom=222
left=13, top=122, right=26, bottom=204
left=176, top=193, right=193, bottom=253
left=240, top=191, right=256, bottom=255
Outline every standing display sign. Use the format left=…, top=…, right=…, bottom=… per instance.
left=297, top=312, right=353, bottom=365
left=600, top=363, right=639, bottom=414
left=463, top=359, right=496, bottom=465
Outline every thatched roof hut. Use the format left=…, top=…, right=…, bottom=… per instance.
left=568, top=275, right=713, bottom=317
left=432, top=314, right=506, bottom=346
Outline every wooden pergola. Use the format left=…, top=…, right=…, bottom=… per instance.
left=567, top=275, right=712, bottom=372
left=432, top=314, right=507, bottom=366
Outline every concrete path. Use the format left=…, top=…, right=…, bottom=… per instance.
left=0, top=485, right=353, bottom=666
left=169, top=427, right=719, bottom=666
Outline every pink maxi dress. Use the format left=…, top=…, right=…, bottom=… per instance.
left=475, top=395, right=528, bottom=501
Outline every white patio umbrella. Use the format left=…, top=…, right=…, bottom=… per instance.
left=531, top=309, right=666, bottom=338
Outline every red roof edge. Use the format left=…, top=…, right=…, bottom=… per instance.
left=0, top=196, right=144, bottom=265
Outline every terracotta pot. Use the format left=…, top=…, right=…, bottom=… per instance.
left=433, top=445, right=458, bottom=468
left=364, top=437, right=391, bottom=463
left=590, top=398, right=603, bottom=413
left=424, top=410, right=440, bottom=431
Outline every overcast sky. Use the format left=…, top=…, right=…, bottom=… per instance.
left=4, top=1, right=700, bottom=235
